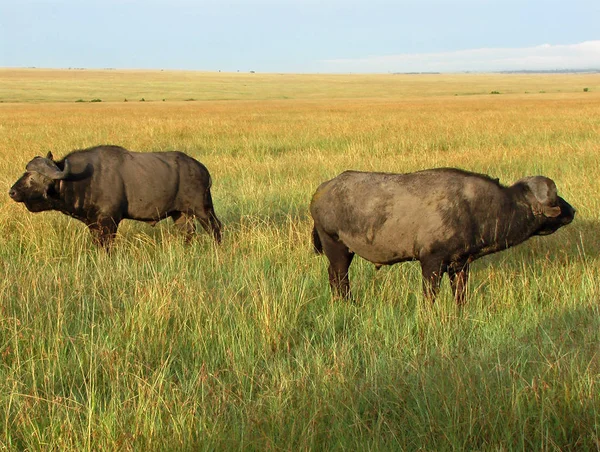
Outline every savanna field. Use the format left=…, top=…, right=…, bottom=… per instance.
left=0, top=69, right=599, bottom=450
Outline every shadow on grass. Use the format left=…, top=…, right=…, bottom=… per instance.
left=274, top=303, right=600, bottom=450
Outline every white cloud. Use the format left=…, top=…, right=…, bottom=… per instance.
left=321, top=41, right=600, bottom=73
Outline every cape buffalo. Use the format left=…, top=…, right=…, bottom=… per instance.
left=9, top=145, right=222, bottom=249
left=310, top=168, right=575, bottom=305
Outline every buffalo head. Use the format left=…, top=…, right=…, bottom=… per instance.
left=9, top=152, right=71, bottom=212
left=516, top=176, right=575, bottom=236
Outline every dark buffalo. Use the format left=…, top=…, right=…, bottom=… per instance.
left=310, top=168, right=575, bottom=305
left=9, top=145, right=222, bottom=249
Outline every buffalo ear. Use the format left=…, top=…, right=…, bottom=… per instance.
left=46, top=151, right=54, bottom=161
left=543, top=205, right=562, bottom=218
left=531, top=202, right=561, bottom=218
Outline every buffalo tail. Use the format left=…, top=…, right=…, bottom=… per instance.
left=312, top=224, right=323, bottom=254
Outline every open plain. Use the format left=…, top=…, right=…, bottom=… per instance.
left=0, top=69, right=599, bottom=450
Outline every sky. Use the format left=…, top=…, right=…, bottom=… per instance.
left=1, top=0, right=599, bottom=73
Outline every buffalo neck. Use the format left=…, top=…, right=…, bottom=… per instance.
left=473, top=188, right=542, bottom=257
left=53, top=180, right=89, bottom=221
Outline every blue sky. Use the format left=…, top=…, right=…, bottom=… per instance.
left=1, top=0, right=599, bottom=73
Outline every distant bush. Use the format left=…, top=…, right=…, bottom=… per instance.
left=583, top=87, right=589, bottom=92
left=90, top=98, right=102, bottom=103
left=185, top=98, right=197, bottom=102
left=75, top=99, right=86, bottom=103
left=140, top=98, right=146, bottom=102
left=490, top=91, right=501, bottom=95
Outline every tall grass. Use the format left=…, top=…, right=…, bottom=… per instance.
left=0, top=70, right=599, bottom=449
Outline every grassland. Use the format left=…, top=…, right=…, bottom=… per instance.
left=2, top=68, right=600, bottom=103
left=0, top=69, right=599, bottom=450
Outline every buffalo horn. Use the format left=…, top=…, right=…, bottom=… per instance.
left=26, top=157, right=71, bottom=180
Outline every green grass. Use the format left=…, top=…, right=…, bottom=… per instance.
left=0, top=70, right=599, bottom=450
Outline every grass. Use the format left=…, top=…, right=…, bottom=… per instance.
left=2, top=68, right=600, bottom=103
left=0, top=69, right=599, bottom=450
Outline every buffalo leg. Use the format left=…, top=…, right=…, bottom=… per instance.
left=318, top=229, right=354, bottom=299
left=87, top=217, right=119, bottom=251
left=172, top=212, right=196, bottom=242
left=449, top=263, right=470, bottom=306
left=420, top=258, right=444, bottom=303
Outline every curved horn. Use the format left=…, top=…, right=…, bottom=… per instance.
left=26, top=157, right=71, bottom=180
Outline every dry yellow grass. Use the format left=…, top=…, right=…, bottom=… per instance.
left=2, top=88, right=599, bottom=211
left=1, top=68, right=599, bottom=102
